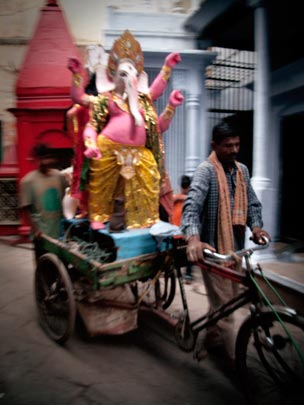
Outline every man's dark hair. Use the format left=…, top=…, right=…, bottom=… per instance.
left=31, top=143, right=53, bottom=159
left=212, top=120, right=240, bottom=144
left=181, top=174, right=191, bottom=189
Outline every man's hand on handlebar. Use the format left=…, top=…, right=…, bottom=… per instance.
left=186, top=234, right=215, bottom=263
left=251, top=227, right=271, bottom=245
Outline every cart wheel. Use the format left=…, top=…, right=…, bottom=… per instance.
left=175, top=318, right=196, bottom=352
left=235, top=309, right=304, bottom=402
left=35, top=253, right=76, bottom=344
left=155, top=266, right=176, bottom=310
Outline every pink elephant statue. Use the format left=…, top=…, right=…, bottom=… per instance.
left=67, top=30, right=184, bottom=230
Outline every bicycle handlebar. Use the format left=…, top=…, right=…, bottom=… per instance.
left=203, top=236, right=270, bottom=262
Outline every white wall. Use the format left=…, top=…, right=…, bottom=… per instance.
left=0, top=0, right=197, bottom=148
left=0, top=0, right=106, bottom=156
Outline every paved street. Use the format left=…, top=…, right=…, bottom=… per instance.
left=0, top=237, right=303, bottom=404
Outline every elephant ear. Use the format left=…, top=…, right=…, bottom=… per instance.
left=137, top=71, right=149, bottom=94
left=86, top=47, right=115, bottom=94
left=86, top=45, right=106, bottom=73
left=95, top=63, right=115, bottom=93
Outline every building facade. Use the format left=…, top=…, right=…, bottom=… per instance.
left=1, top=0, right=303, bottom=244
left=0, top=0, right=209, bottom=234
left=185, top=0, right=304, bottom=243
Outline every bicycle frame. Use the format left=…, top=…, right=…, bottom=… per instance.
left=175, top=256, right=258, bottom=335
left=172, top=237, right=304, bottom=400
left=173, top=238, right=270, bottom=337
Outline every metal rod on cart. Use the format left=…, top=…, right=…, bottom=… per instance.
left=40, top=233, right=107, bottom=271
left=139, top=306, right=179, bottom=327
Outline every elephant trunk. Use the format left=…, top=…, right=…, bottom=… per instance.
left=125, top=75, right=143, bottom=127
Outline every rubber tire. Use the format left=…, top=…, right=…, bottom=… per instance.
left=35, top=253, right=76, bottom=344
left=235, top=308, right=304, bottom=402
left=155, top=267, right=176, bottom=310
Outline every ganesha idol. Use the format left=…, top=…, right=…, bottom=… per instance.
left=67, top=30, right=184, bottom=231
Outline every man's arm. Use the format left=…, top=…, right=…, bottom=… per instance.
left=20, top=205, right=41, bottom=238
left=19, top=175, right=41, bottom=238
left=251, top=226, right=271, bottom=245
left=181, top=163, right=215, bottom=262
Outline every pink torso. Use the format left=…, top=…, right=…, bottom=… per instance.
left=102, top=99, right=146, bottom=146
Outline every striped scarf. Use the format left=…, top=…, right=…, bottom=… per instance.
left=209, top=151, right=248, bottom=254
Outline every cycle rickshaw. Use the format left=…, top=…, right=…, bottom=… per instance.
left=34, top=219, right=304, bottom=402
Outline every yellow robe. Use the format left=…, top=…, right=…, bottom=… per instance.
left=87, top=93, right=161, bottom=229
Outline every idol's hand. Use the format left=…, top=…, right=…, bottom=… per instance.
left=169, top=89, right=184, bottom=107
left=164, top=52, right=181, bottom=68
left=67, top=57, right=82, bottom=74
left=84, top=147, right=102, bottom=160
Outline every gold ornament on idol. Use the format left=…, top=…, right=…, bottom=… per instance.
left=107, top=30, right=144, bottom=79
left=72, top=73, right=82, bottom=88
left=84, top=137, right=96, bottom=149
left=161, top=65, right=172, bottom=81
left=162, top=104, right=175, bottom=121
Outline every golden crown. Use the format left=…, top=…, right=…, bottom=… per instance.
left=107, top=30, right=144, bottom=78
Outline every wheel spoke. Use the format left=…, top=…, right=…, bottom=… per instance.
left=35, top=253, right=76, bottom=344
left=236, top=310, right=304, bottom=402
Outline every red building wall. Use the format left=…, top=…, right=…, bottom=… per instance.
left=1, top=0, right=86, bottom=235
